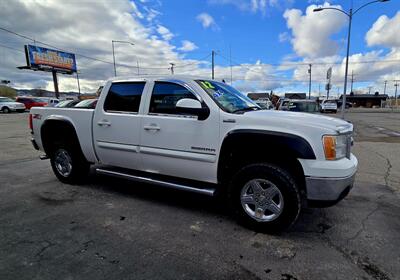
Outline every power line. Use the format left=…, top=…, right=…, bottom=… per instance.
left=0, top=26, right=198, bottom=71
left=0, top=43, right=24, bottom=53
left=217, top=50, right=400, bottom=68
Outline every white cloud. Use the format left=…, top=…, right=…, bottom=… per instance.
left=178, top=40, right=198, bottom=52
left=156, top=25, right=174, bottom=41
left=0, top=0, right=397, bottom=96
left=279, top=32, right=290, bottom=43
left=366, top=11, right=400, bottom=48
left=144, top=7, right=161, bottom=22
left=0, top=0, right=192, bottom=92
left=283, top=3, right=347, bottom=58
left=196, top=13, right=218, bottom=30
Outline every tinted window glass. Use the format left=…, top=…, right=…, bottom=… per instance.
left=104, top=82, right=145, bottom=113
left=149, top=82, right=197, bottom=114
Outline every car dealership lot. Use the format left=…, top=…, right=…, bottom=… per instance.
left=1, top=112, right=399, bottom=280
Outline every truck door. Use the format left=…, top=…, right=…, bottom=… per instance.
left=140, top=81, right=219, bottom=183
left=93, top=81, right=147, bottom=170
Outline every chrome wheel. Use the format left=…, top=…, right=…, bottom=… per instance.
left=54, top=149, right=72, bottom=177
left=240, top=178, right=284, bottom=222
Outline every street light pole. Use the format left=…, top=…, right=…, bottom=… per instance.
left=112, top=41, right=116, bottom=77
left=313, top=0, right=390, bottom=119
left=341, top=8, right=352, bottom=119
left=308, top=64, right=312, bottom=99
left=112, top=40, right=135, bottom=77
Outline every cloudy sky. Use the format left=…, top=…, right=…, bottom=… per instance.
left=0, top=0, right=399, bottom=96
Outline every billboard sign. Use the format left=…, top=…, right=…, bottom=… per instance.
left=25, top=45, right=77, bottom=73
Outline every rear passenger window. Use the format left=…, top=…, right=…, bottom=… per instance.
left=149, top=82, right=197, bottom=115
left=104, top=82, right=145, bottom=113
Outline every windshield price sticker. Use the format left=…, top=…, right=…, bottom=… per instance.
left=200, top=81, right=215, bottom=89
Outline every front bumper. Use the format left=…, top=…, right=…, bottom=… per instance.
left=299, top=153, right=358, bottom=206
left=306, top=172, right=355, bottom=203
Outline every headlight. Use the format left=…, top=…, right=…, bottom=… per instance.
left=323, top=134, right=348, bottom=160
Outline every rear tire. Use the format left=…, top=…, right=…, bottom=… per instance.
left=50, top=143, right=90, bottom=184
left=228, top=163, right=301, bottom=233
left=2, top=107, right=10, bottom=113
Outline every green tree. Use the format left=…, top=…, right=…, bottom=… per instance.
left=0, top=86, right=17, bottom=98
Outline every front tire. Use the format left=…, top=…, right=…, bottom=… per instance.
left=50, top=144, right=90, bottom=184
left=229, top=163, right=301, bottom=233
left=2, top=107, right=10, bottom=113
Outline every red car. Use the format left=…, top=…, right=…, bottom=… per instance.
left=16, top=97, right=48, bottom=110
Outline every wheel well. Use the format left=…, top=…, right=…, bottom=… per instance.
left=218, top=132, right=309, bottom=198
left=41, top=119, right=82, bottom=156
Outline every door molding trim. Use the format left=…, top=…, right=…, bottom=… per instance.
left=140, top=146, right=216, bottom=163
left=97, top=141, right=139, bottom=153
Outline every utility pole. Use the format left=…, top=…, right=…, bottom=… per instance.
left=395, top=81, right=399, bottom=109
left=318, top=84, right=321, bottom=98
left=169, top=63, right=175, bottom=75
left=212, top=50, right=215, bottom=79
left=308, top=64, right=312, bottom=99
left=383, top=80, right=387, bottom=95
left=137, top=61, right=140, bottom=75
left=350, top=71, right=354, bottom=93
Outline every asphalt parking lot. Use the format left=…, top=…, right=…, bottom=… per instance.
left=0, top=111, right=399, bottom=280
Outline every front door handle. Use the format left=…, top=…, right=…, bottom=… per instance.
left=144, top=124, right=161, bottom=131
left=97, top=120, right=111, bottom=126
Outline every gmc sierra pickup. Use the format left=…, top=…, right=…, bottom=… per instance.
left=30, top=76, right=358, bottom=232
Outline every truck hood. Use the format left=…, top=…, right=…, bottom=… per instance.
left=242, top=110, right=352, bottom=134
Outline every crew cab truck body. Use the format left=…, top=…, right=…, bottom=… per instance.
left=30, top=76, right=358, bottom=232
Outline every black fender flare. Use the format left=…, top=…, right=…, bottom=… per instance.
left=217, top=129, right=315, bottom=183
left=40, top=117, right=82, bottom=156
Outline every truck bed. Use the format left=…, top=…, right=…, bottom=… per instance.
left=31, top=107, right=97, bottom=163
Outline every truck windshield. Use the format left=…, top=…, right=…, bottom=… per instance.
left=196, top=80, right=260, bottom=114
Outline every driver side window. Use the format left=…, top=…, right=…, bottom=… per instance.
left=149, top=82, right=197, bottom=115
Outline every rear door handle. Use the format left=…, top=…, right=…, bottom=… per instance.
left=144, top=124, right=160, bottom=131
left=97, top=120, right=111, bottom=126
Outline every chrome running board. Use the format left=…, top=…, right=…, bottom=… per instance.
left=96, top=168, right=216, bottom=196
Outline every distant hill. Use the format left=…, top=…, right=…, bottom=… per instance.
left=0, top=85, right=17, bottom=98
left=15, top=88, right=82, bottom=98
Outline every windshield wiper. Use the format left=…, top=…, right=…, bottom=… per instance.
left=232, top=107, right=261, bottom=114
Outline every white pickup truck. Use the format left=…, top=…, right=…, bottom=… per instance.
left=30, top=76, right=358, bottom=232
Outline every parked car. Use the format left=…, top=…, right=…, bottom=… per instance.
left=40, top=97, right=60, bottom=107
left=255, top=99, right=274, bottom=110
left=278, top=99, right=290, bottom=110
left=30, top=76, right=357, bottom=232
left=286, top=100, right=320, bottom=113
left=74, top=99, right=98, bottom=109
left=0, top=97, right=26, bottom=113
left=56, top=99, right=80, bottom=108
left=320, top=99, right=338, bottom=113
left=16, top=97, right=47, bottom=110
